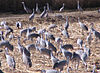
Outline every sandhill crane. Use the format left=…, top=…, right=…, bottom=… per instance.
left=53, top=60, right=69, bottom=71
left=23, top=47, right=31, bottom=57
left=71, top=52, right=81, bottom=70
left=38, top=28, right=46, bottom=35
left=6, top=43, right=14, bottom=51
left=55, top=37, right=62, bottom=45
left=44, top=10, right=49, bottom=17
left=55, top=37, right=63, bottom=49
left=20, top=27, right=36, bottom=36
left=5, top=48, right=15, bottom=69
left=37, top=47, right=52, bottom=58
left=4, top=24, right=13, bottom=38
left=61, top=44, right=73, bottom=50
left=50, top=52, right=59, bottom=65
left=16, top=21, right=22, bottom=29
left=0, top=31, right=4, bottom=41
left=40, top=6, right=47, bottom=18
left=91, top=23, right=100, bottom=45
left=55, top=14, right=63, bottom=19
left=0, top=40, right=13, bottom=51
left=61, top=29, right=69, bottom=38
left=46, top=3, right=50, bottom=12
left=22, top=48, right=32, bottom=68
left=0, top=31, right=3, bottom=35
left=92, top=64, right=96, bottom=73
left=26, top=44, right=36, bottom=51
left=41, top=69, right=61, bottom=73
left=98, top=9, right=100, bottom=13
left=17, top=36, right=30, bottom=57
left=60, top=44, right=72, bottom=60
left=36, top=46, right=52, bottom=65
left=91, top=23, right=100, bottom=40
left=26, top=27, right=32, bottom=38
left=0, top=40, right=9, bottom=47
left=8, top=33, right=15, bottom=41
left=77, top=38, right=83, bottom=48
left=20, top=28, right=26, bottom=36
left=29, top=8, right=35, bottom=21
left=64, top=16, right=69, bottom=31
left=45, top=38, right=57, bottom=54
left=3, top=23, right=13, bottom=32
left=17, top=36, right=25, bottom=54
left=0, top=21, right=6, bottom=26
left=59, top=3, right=65, bottom=12
left=27, top=32, right=40, bottom=41
left=83, top=44, right=90, bottom=56
left=45, top=32, right=55, bottom=41
left=36, top=3, right=40, bottom=14
left=77, top=0, right=83, bottom=12
left=31, top=27, right=36, bottom=31
left=57, top=41, right=73, bottom=55
left=48, top=24, right=57, bottom=30
left=39, top=35, right=46, bottom=48
left=78, top=17, right=88, bottom=35
left=21, top=2, right=32, bottom=13
left=61, top=48, right=72, bottom=60
left=81, top=52, right=88, bottom=69
left=75, top=50, right=88, bottom=69
left=75, top=50, right=83, bottom=56
left=5, top=30, right=13, bottom=38
left=86, top=30, right=92, bottom=46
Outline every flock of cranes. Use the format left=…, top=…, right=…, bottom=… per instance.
left=0, top=0, right=100, bottom=73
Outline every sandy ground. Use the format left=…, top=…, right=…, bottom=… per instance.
left=0, top=10, right=100, bottom=73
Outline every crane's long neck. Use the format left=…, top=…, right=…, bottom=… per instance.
left=84, top=45, right=86, bottom=48
left=36, top=3, right=38, bottom=9
left=1, top=36, right=4, bottom=41
left=17, top=36, right=20, bottom=42
left=32, top=9, right=34, bottom=13
left=17, top=37, right=21, bottom=47
left=92, top=64, right=96, bottom=73
left=44, top=33, right=47, bottom=40
left=1, top=31, right=4, bottom=41
left=44, top=7, right=46, bottom=12
left=77, top=1, right=80, bottom=9
left=78, top=17, right=80, bottom=23
left=47, top=3, right=49, bottom=11
left=66, top=16, right=68, bottom=23
left=89, top=31, right=92, bottom=36
left=41, top=33, right=44, bottom=39
left=27, top=29, right=30, bottom=37
left=5, top=48, right=9, bottom=55
left=63, top=4, right=65, bottom=8
left=22, top=2, right=26, bottom=9
left=60, top=42, right=64, bottom=52
left=50, top=52, right=54, bottom=58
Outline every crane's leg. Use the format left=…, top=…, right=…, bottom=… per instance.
left=83, top=61, right=87, bottom=71
left=71, top=60, right=74, bottom=70
left=67, top=66, right=70, bottom=73
left=76, top=60, right=80, bottom=70
left=82, top=29, right=84, bottom=35
left=95, top=38, right=97, bottom=47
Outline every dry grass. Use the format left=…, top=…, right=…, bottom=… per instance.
left=0, top=10, right=100, bottom=73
